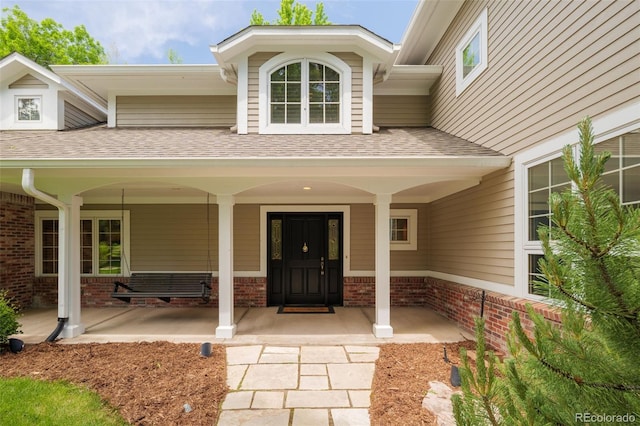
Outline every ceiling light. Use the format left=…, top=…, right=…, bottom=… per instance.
left=303, top=186, right=312, bottom=191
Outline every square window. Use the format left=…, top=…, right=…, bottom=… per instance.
left=455, top=9, right=488, bottom=96
left=17, top=96, right=42, bottom=121
left=390, top=209, right=418, bottom=251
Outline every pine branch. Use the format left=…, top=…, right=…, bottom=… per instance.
left=538, top=357, right=640, bottom=392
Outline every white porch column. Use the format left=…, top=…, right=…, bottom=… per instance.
left=373, top=193, right=393, bottom=338
left=216, top=194, right=237, bottom=338
left=59, top=195, right=85, bottom=338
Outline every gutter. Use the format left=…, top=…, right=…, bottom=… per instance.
left=21, top=169, right=69, bottom=342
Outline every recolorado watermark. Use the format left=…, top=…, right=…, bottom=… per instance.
left=575, top=412, right=636, bottom=423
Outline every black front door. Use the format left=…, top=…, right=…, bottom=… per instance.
left=268, top=213, right=343, bottom=306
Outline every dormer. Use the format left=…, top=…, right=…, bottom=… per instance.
left=0, top=53, right=107, bottom=130
left=211, top=25, right=401, bottom=134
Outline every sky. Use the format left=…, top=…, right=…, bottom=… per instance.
left=3, top=0, right=420, bottom=64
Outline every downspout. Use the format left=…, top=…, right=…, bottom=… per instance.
left=21, top=169, right=69, bottom=342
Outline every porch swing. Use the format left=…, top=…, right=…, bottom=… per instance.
left=111, top=191, right=213, bottom=303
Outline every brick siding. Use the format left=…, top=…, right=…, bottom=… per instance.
left=424, top=277, right=562, bottom=351
left=0, top=192, right=35, bottom=308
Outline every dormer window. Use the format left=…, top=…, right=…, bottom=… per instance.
left=260, top=52, right=351, bottom=134
left=270, top=61, right=340, bottom=126
left=16, top=96, right=42, bottom=121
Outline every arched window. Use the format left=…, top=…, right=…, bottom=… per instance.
left=260, top=53, right=351, bottom=134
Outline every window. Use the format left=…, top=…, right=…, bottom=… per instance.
left=595, top=134, right=640, bottom=206
left=259, top=53, right=351, bottom=134
left=455, top=8, right=488, bottom=96
left=16, top=96, right=42, bottom=121
left=269, top=60, right=340, bottom=126
left=36, top=211, right=130, bottom=276
left=390, top=209, right=418, bottom=251
left=528, top=157, right=571, bottom=241
left=524, top=131, right=639, bottom=297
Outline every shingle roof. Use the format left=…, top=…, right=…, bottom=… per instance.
left=1, top=126, right=503, bottom=160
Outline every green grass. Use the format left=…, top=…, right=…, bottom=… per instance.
left=0, top=377, right=128, bottom=426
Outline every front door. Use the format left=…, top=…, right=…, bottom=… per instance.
left=268, top=213, right=343, bottom=306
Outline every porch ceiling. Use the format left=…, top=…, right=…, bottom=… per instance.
left=0, top=126, right=511, bottom=203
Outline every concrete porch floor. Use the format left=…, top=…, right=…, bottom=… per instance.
left=14, top=306, right=473, bottom=345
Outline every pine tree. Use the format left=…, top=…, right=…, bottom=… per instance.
left=453, top=117, right=640, bottom=424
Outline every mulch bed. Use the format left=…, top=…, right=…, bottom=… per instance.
left=1, top=340, right=476, bottom=425
left=370, top=341, right=476, bottom=425
left=0, top=342, right=227, bottom=425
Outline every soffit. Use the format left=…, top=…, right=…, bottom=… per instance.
left=374, top=65, right=443, bottom=95
left=395, top=0, right=464, bottom=65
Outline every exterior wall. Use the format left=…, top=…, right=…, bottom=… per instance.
left=427, top=167, right=515, bottom=285
left=34, top=276, right=266, bottom=308
left=427, top=0, right=639, bottom=156
left=373, top=95, right=431, bottom=127
left=130, top=204, right=219, bottom=271
left=8, top=74, right=48, bottom=89
left=248, top=52, right=282, bottom=134
left=332, top=52, right=363, bottom=134
left=116, top=95, right=237, bottom=127
left=425, top=0, right=638, bottom=289
left=1, top=75, right=61, bottom=130
left=350, top=203, right=430, bottom=272
left=0, top=192, right=35, bottom=308
left=234, top=204, right=261, bottom=271
left=64, top=101, right=100, bottom=129
left=343, top=277, right=429, bottom=307
left=424, top=277, right=562, bottom=352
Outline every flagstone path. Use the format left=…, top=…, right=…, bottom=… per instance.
left=218, top=345, right=379, bottom=425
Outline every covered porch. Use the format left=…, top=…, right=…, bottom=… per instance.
left=0, top=126, right=509, bottom=342
left=14, top=306, right=472, bottom=345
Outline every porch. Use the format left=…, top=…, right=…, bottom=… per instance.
left=14, top=306, right=472, bottom=345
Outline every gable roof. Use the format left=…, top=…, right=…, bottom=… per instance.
left=211, top=25, right=401, bottom=84
left=0, top=52, right=107, bottom=117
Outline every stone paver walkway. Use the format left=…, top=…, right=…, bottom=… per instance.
left=218, top=345, right=379, bottom=425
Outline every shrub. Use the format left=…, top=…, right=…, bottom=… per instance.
left=0, top=290, right=22, bottom=349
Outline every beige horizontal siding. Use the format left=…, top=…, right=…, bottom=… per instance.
left=234, top=204, right=260, bottom=271
left=64, top=101, right=100, bottom=130
left=331, top=52, right=363, bottom=134
left=428, top=0, right=639, bottom=156
left=248, top=52, right=281, bottom=133
left=349, top=203, right=430, bottom=271
left=116, top=96, right=236, bottom=127
left=373, top=95, right=431, bottom=127
left=427, top=166, right=515, bottom=286
left=349, top=204, right=375, bottom=270
left=390, top=204, right=430, bottom=270
left=130, top=204, right=218, bottom=271
left=9, top=73, right=48, bottom=89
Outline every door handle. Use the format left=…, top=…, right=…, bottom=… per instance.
left=320, top=256, right=325, bottom=276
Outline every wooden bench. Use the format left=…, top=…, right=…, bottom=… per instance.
left=112, top=273, right=212, bottom=303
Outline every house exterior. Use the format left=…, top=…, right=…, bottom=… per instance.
left=1, top=0, right=638, bottom=347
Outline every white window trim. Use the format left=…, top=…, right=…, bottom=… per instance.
left=514, top=103, right=640, bottom=300
left=35, top=210, right=131, bottom=277
left=455, top=8, right=488, bottom=96
left=15, top=95, right=43, bottom=122
left=258, top=52, right=352, bottom=134
left=390, top=209, right=418, bottom=251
